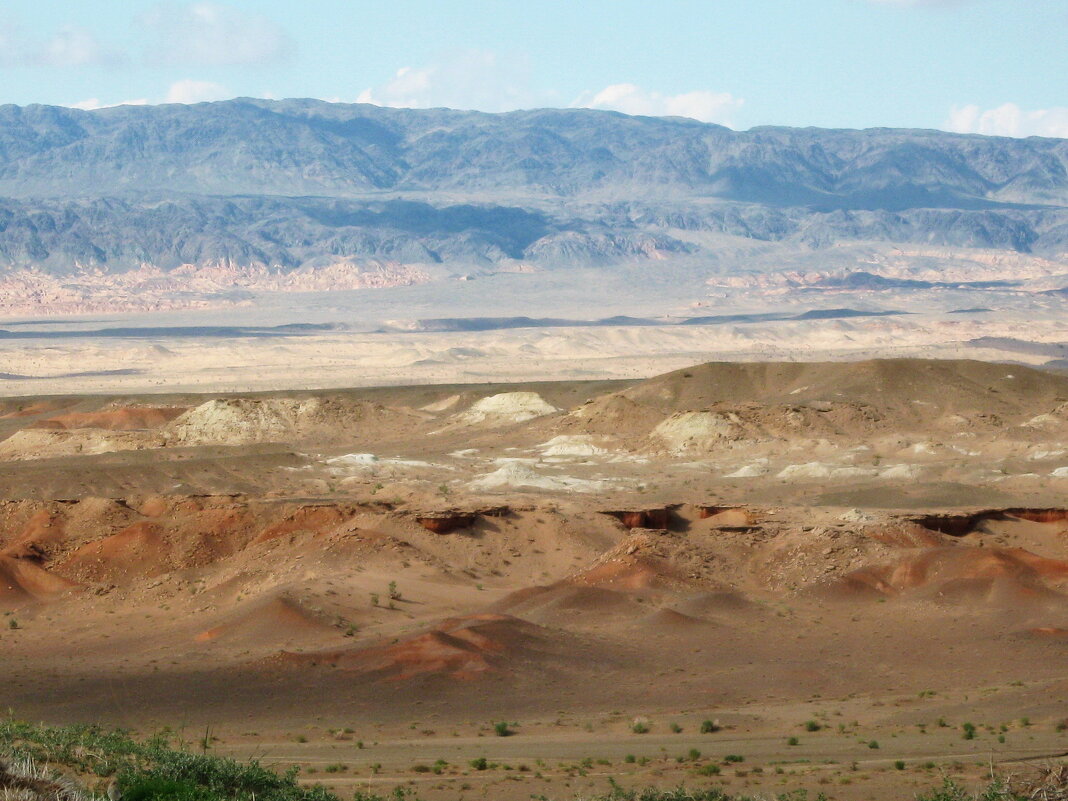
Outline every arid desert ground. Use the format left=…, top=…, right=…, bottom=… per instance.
left=3, top=358, right=1068, bottom=800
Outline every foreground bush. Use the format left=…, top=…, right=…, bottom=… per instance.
left=0, top=720, right=334, bottom=801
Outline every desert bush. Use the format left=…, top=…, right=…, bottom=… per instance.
left=0, top=755, right=92, bottom=801
left=0, top=721, right=335, bottom=801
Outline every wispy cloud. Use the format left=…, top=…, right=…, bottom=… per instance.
left=0, top=19, right=124, bottom=68
left=39, top=26, right=124, bottom=67
left=358, top=50, right=550, bottom=112
left=947, top=103, right=1068, bottom=139
left=573, top=83, right=743, bottom=125
left=0, top=19, right=18, bottom=62
left=140, top=2, right=292, bottom=66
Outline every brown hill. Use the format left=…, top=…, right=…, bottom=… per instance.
left=571, top=359, right=1068, bottom=438
left=30, top=407, right=185, bottom=431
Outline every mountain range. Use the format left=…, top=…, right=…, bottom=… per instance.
left=0, top=98, right=1066, bottom=313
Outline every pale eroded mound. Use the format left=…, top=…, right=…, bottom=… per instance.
left=538, top=435, right=609, bottom=457
left=457, top=392, right=558, bottom=425
left=0, top=429, right=159, bottom=461
left=163, top=397, right=405, bottom=445
left=650, top=410, right=747, bottom=452
left=469, top=462, right=609, bottom=492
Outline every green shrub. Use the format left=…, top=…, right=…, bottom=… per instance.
left=121, top=777, right=213, bottom=801
left=915, top=778, right=971, bottom=801
left=0, top=720, right=339, bottom=801
left=699, top=720, right=719, bottom=734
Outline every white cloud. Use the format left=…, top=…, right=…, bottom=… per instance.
left=40, top=26, right=122, bottom=67
left=164, top=79, right=230, bottom=104
left=360, top=56, right=742, bottom=125
left=68, top=98, right=148, bottom=110
left=574, top=83, right=743, bottom=125
left=357, top=50, right=550, bottom=112
left=141, top=2, right=291, bottom=66
left=68, top=80, right=228, bottom=110
left=946, top=103, right=1068, bottom=139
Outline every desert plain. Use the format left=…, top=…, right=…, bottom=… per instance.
left=3, top=356, right=1068, bottom=800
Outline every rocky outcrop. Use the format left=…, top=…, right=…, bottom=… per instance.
left=911, top=508, right=1068, bottom=536
left=602, top=508, right=672, bottom=530
left=416, top=513, right=477, bottom=534
left=415, top=506, right=510, bottom=534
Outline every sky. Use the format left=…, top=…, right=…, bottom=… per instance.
left=0, top=0, right=1065, bottom=137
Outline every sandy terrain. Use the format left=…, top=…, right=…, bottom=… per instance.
left=2, top=238, right=1068, bottom=399
left=2, top=311, right=1068, bottom=397
left=3, top=359, right=1068, bottom=800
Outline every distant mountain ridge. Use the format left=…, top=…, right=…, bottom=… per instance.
left=2, top=99, right=1067, bottom=205
left=0, top=99, right=1066, bottom=315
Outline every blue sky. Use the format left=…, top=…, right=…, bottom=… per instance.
left=0, top=0, right=1065, bottom=136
